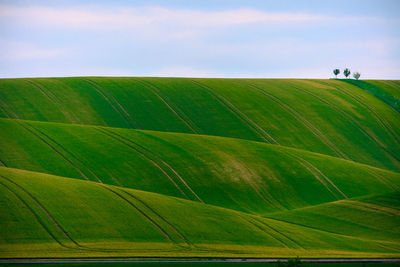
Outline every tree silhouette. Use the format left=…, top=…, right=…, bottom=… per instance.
left=344, top=68, right=351, bottom=78
left=333, top=69, right=340, bottom=78
left=353, top=72, right=361, bottom=80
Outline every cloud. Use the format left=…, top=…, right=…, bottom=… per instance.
left=0, top=39, right=68, bottom=61
left=0, top=4, right=372, bottom=32
left=153, top=66, right=218, bottom=78
left=0, top=4, right=398, bottom=79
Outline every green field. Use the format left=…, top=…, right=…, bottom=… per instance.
left=0, top=77, right=399, bottom=259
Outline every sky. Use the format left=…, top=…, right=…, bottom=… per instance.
left=0, top=0, right=399, bottom=79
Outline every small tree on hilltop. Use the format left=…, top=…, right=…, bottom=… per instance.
left=343, top=68, right=351, bottom=78
left=353, top=72, right=361, bottom=80
left=333, top=69, right=340, bottom=78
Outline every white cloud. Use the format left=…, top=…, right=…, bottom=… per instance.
left=0, top=5, right=153, bottom=29
left=0, top=64, right=137, bottom=78
left=0, top=39, right=68, bottom=60
left=0, top=4, right=372, bottom=32
left=0, top=4, right=398, bottom=79
left=153, top=66, right=218, bottom=78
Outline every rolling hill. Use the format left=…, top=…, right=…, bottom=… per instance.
left=0, top=77, right=399, bottom=259
left=1, top=118, right=400, bottom=215
left=1, top=78, right=399, bottom=171
left=1, top=167, right=399, bottom=258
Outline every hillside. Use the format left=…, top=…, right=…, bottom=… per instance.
left=1, top=78, right=399, bottom=171
left=267, top=191, right=400, bottom=243
left=0, top=77, right=399, bottom=259
left=1, top=167, right=399, bottom=258
left=1, top=118, right=399, bottom=215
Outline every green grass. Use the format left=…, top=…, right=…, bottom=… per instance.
left=267, top=191, right=400, bottom=243
left=1, top=167, right=399, bottom=259
left=1, top=119, right=399, bottom=215
left=1, top=78, right=399, bottom=171
left=0, top=77, right=399, bottom=259
left=342, top=80, right=400, bottom=113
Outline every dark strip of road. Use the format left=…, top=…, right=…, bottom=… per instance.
left=1, top=258, right=400, bottom=264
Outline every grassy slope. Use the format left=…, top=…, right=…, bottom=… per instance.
left=1, top=77, right=400, bottom=258
left=0, top=78, right=399, bottom=171
left=343, top=80, right=400, bottom=113
left=369, top=80, right=400, bottom=103
left=267, top=191, right=400, bottom=245
left=1, top=167, right=399, bottom=258
left=1, top=118, right=399, bottom=215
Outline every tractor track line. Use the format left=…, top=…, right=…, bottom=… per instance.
left=95, top=127, right=190, bottom=200
left=343, top=80, right=400, bottom=115
left=85, top=79, right=141, bottom=129
left=117, top=188, right=192, bottom=246
left=0, top=179, right=70, bottom=249
left=15, top=121, right=90, bottom=181
left=292, top=84, right=400, bottom=162
left=26, top=80, right=80, bottom=124
left=328, top=84, right=400, bottom=162
left=252, top=217, right=304, bottom=249
left=248, top=83, right=346, bottom=159
left=237, top=172, right=277, bottom=208
left=0, top=97, right=19, bottom=119
left=99, top=185, right=175, bottom=243
left=192, top=80, right=278, bottom=144
left=365, top=169, right=399, bottom=191
left=0, top=175, right=82, bottom=248
left=289, top=84, right=361, bottom=160
left=345, top=200, right=400, bottom=217
left=191, top=80, right=277, bottom=144
left=262, top=214, right=400, bottom=246
left=330, top=81, right=400, bottom=142
left=377, top=243, right=400, bottom=252
left=302, top=159, right=348, bottom=199
left=141, top=79, right=201, bottom=133
left=262, top=215, right=370, bottom=241
left=26, top=80, right=81, bottom=123
left=0, top=105, right=11, bottom=118
left=0, top=176, right=125, bottom=253
left=334, top=83, right=400, bottom=146
left=240, top=216, right=290, bottom=248
left=83, top=79, right=134, bottom=129
left=29, top=125, right=103, bottom=183
left=137, top=79, right=199, bottom=134
left=375, top=203, right=400, bottom=212
left=286, top=152, right=341, bottom=200
left=193, top=81, right=259, bottom=138
left=289, top=152, right=348, bottom=199
left=0, top=158, right=7, bottom=167
left=107, top=129, right=203, bottom=203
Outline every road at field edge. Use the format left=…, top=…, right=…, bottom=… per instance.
left=1, top=258, right=400, bottom=264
